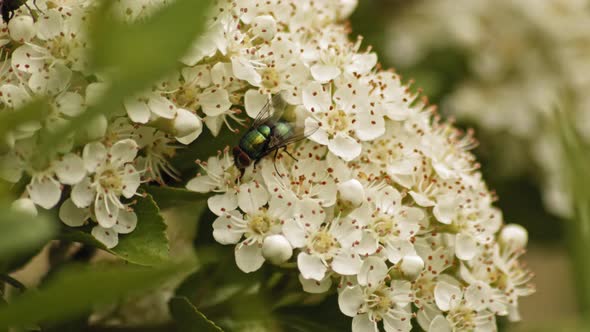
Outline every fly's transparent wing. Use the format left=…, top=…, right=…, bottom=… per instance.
left=265, top=121, right=319, bottom=152
left=250, top=93, right=288, bottom=129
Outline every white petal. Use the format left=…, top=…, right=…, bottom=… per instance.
left=235, top=243, right=265, bottom=273
left=186, top=175, right=215, bottom=193
left=299, top=274, right=332, bottom=294
left=113, top=209, right=137, bottom=234
left=244, top=89, right=269, bottom=119
left=302, top=81, right=331, bottom=113
left=124, top=98, right=151, bottom=124
left=212, top=212, right=244, bottom=245
left=71, top=177, right=94, bottom=208
left=55, top=92, right=85, bottom=117
left=35, top=9, right=61, bottom=40
left=428, top=315, right=451, bottom=332
left=207, top=192, right=238, bottom=216
left=148, top=95, right=176, bottom=119
left=433, top=195, right=459, bottom=224
left=328, top=133, right=361, bottom=161
left=176, top=129, right=202, bottom=145
left=28, top=178, right=61, bottom=209
left=347, top=53, right=377, bottom=75
left=358, top=256, right=388, bottom=286
left=83, top=142, right=106, bottom=172
left=231, top=56, right=261, bottom=86
left=181, top=65, right=211, bottom=88
left=310, top=64, right=341, bottom=83
left=455, top=233, right=478, bottom=261
left=238, top=181, right=269, bottom=214
left=352, top=314, right=378, bottom=332
left=356, top=231, right=379, bottom=256
left=465, top=281, right=491, bottom=312
left=174, top=108, right=202, bottom=138
left=409, top=191, right=435, bottom=207
left=91, top=226, right=119, bottom=249
left=434, top=281, right=462, bottom=312
left=54, top=153, right=86, bottom=185
left=282, top=219, right=307, bottom=248
left=95, top=198, right=120, bottom=228
left=338, top=285, right=364, bottom=317
left=297, top=252, right=327, bottom=281
left=58, top=198, right=88, bottom=227
left=200, top=88, right=232, bottom=116
left=110, top=139, right=138, bottom=166
left=355, top=111, right=385, bottom=141
left=332, top=250, right=362, bottom=276
left=121, top=164, right=140, bottom=198
left=307, top=118, right=329, bottom=145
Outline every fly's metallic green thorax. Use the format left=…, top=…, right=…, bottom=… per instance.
left=239, top=124, right=273, bottom=159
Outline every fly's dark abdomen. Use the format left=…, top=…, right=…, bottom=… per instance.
left=239, top=124, right=272, bottom=159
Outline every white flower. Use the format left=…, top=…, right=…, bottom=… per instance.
left=284, top=212, right=362, bottom=281
left=26, top=152, right=86, bottom=209
left=352, top=185, right=424, bottom=264
left=59, top=197, right=138, bottom=248
left=72, top=139, right=140, bottom=228
left=186, top=148, right=242, bottom=216
left=339, top=257, right=413, bottom=332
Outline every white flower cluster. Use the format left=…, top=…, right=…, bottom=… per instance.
left=385, top=0, right=590, bottom=218
left=0, top=0, right=199, bottom=248
left=179, top=0, right=535, bottom=331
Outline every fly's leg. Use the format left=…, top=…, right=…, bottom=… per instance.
left=282, top=147, right=298, bottom=162
left=272, top=149, right=283, bottom=177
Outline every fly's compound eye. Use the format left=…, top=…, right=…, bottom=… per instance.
left=233, top=147, right=251, bottom=169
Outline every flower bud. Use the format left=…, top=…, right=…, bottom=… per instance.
left=11, top=198, right=38, bottom=217
left=174, top=108, right=202, bottom=138
left=262, top=234, right=293, bottom=265
left=251, top=15, right=277, bottom=41
left=337, top=179, right=365, bottom=207
left=400, top=254, right=424, bottom=280
left=499, top=224, right=528, bottom=249
left=8, top=16, right=36, bottom=42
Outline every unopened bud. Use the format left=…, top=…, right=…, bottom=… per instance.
left=400, top=254, right=424, bottom=280
left=337, top=179, right=365, bottom=208
left=9, top=16, right=35, bottom=42
left=262, top=234, right=293, bottom=264
left=11, top=198, right=38, bottom=217
left=500, top=224, right=528, bottom=249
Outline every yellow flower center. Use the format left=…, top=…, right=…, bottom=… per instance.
left=311, top=230, right=337, bottom=254
left=249, top=214, right=272, bottom=235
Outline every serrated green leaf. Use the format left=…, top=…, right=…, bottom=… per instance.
left=38, top=0, right=212, bottom=157
left=0, top=262, right=193, bottom=329
left=111, top=195, right=169, bottom=265
left=144, top=185, right=210, bottom=210
left=59, top=195, right=169, bottom=266
left=170, top=296, right=224, bottom=332
left=0, top=210, right=56, bottom=262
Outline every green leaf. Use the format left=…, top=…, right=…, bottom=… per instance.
left=0, top=262, right=193, bottom=329
left=60, top=195, right=169, bottom=266
left=38, top=0, right=212, bottom=157
left=169, top=296, right=224, bottom=332
left=110, top=195, right=169, bottom=266
left=0, top=210, right=56, bottom=262
left=144, top=185, right=210, bottom=210
left=0, top=99, right=51, bottom=138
